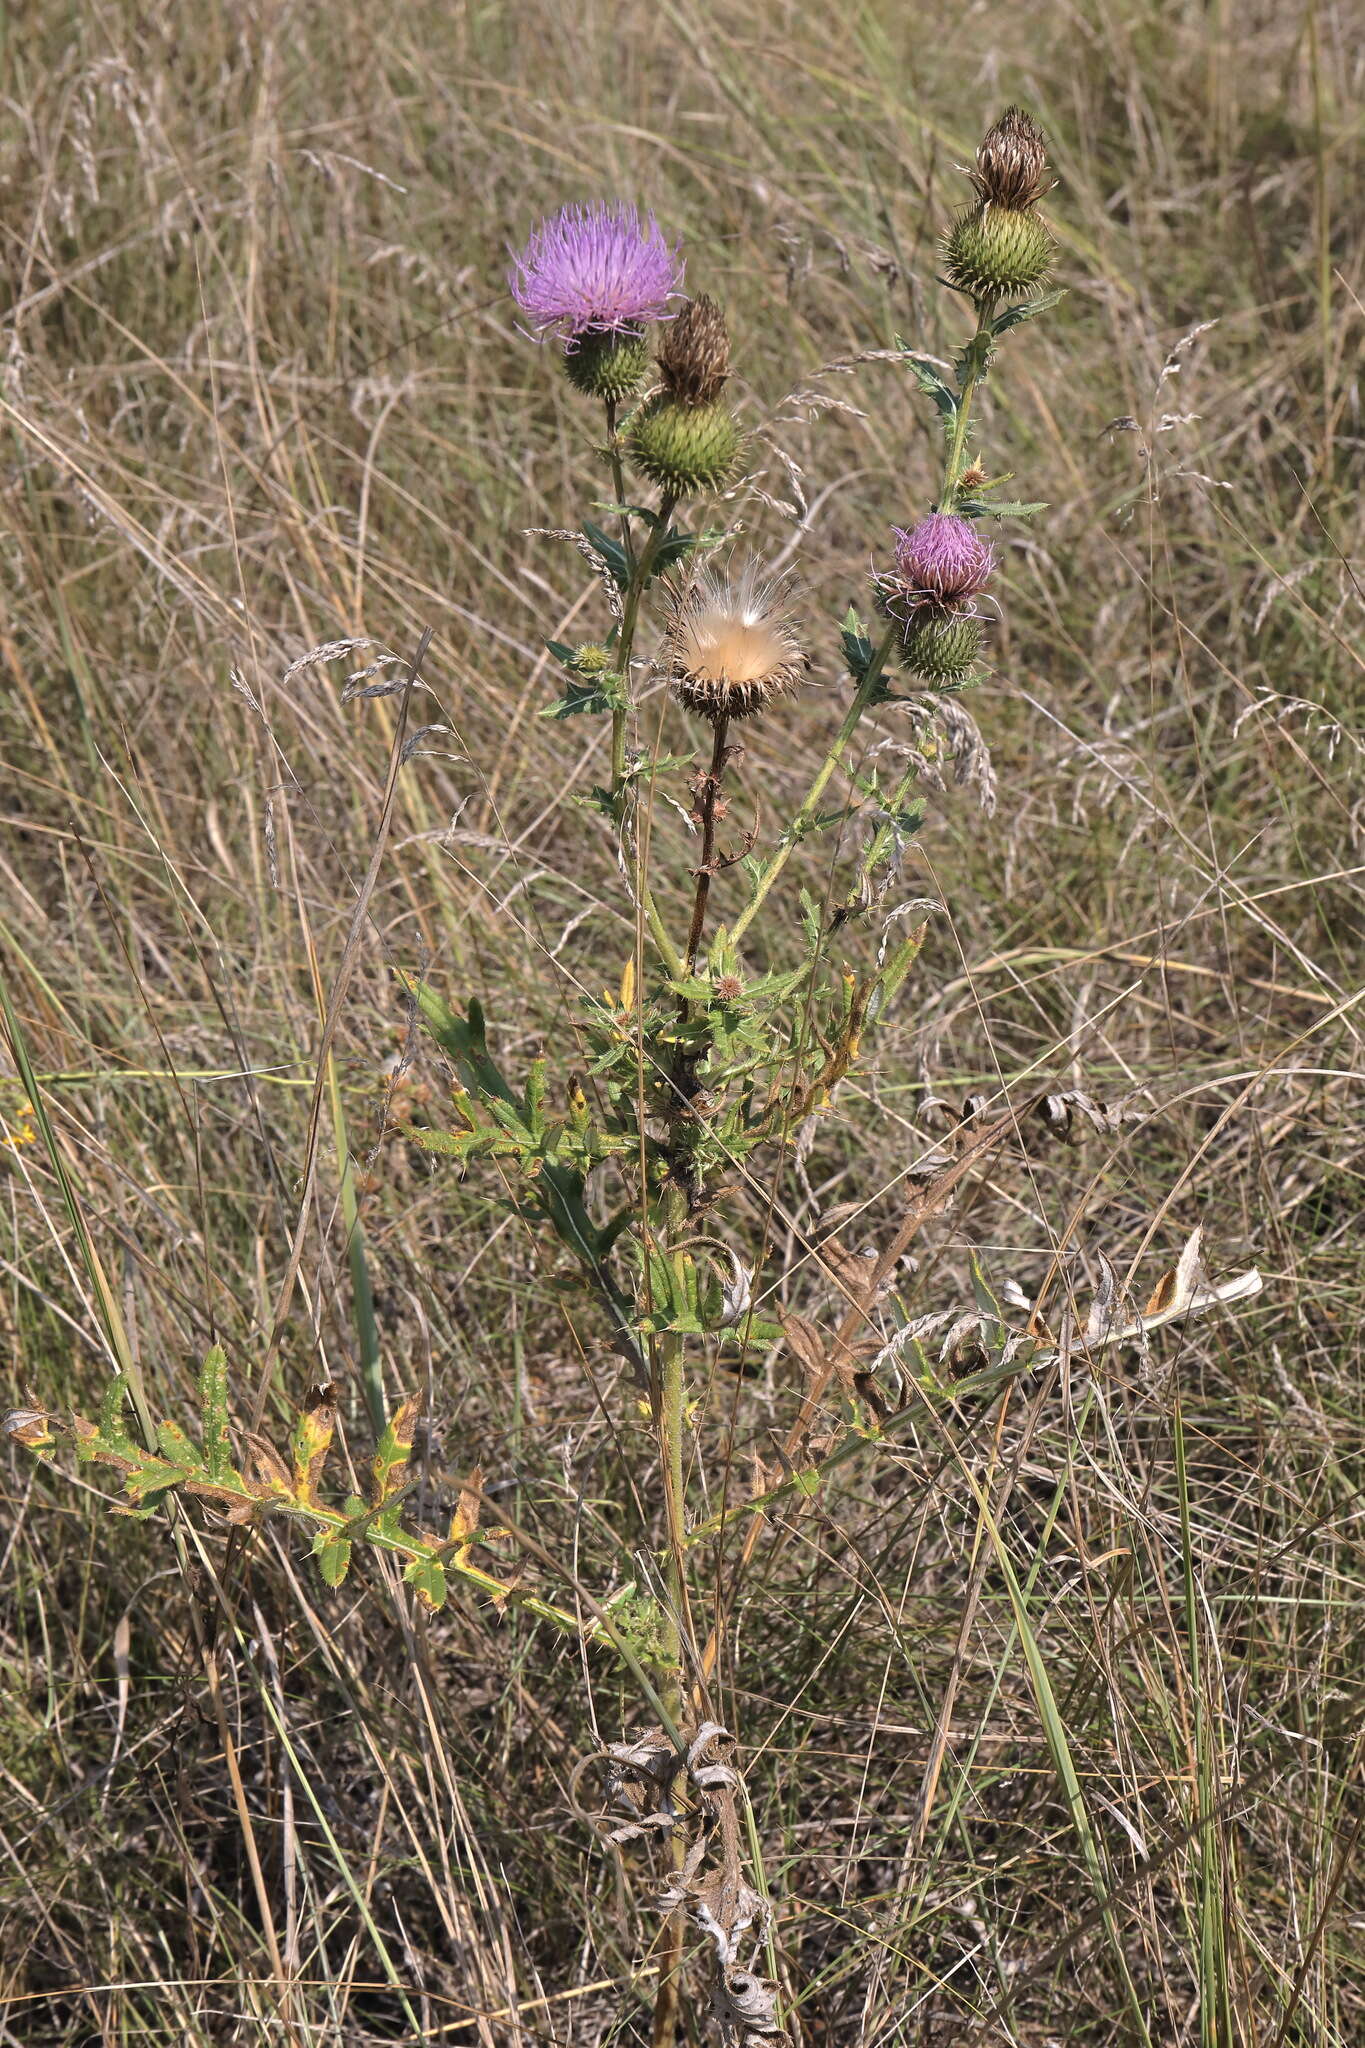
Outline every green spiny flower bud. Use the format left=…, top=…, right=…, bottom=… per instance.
left=899, top=609, right=983, bottom=682
left=562, top=324, right=651, bottom=402
left=628, top=395, right=742, bottom=498
left=944, top=205, right=1053, bottom=301
left=572, top=643, right=612, bottom=674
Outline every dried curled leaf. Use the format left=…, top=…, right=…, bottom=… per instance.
left=290, top=1385, right=337, bottom=1507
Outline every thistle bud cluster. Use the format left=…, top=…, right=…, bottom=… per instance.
left=944, top=106, right=1054, bottom=303
left=878, top=514, right=994, bottom=681
left=509, top=201, right=683, bottom=402
left=629, top=293, right=743, bottom=499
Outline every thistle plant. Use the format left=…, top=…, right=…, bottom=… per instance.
left=4, top=110, right=1263, bottom=2047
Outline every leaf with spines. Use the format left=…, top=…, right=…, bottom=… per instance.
left=840, top=608, right=875, bottom=683
left=198, top=1346, right=233, bottom=1483
left=371, top=1395, right=420, bottom=1537
left=313, top=1527, right=352, bottom=1587
left=5, top=1386, right=589, bottom=1639
left=97, top=1376, right=137, bottom=1460
left=541, top=675, right=626, bottom=719
left=579, top=521, right=632, bottom=591
left=990, top=288, right=1068, bottom=337
left=895, top=343, right=959, bottom=434
left=404, top=1553, right=448, bottom=1611
left=956, top=496, right=1049, bottom=522
left=290, top=1385, right=337, bottom=1507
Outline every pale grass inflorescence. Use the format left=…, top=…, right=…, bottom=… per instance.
left=1, top=16, right=1359, bottom=2048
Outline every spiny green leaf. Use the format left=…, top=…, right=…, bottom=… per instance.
left=198, top=1345, right=232, bottom=1482
left=895, top=343, right=959, bottom=427
left=156, top=1418, right=200, bottom=1469
left=990, top=287, right=1068, bottom=336
left=541, top=675, right=626, bottom=719
left=580, top=521, right=632, bottom=591
left=290, top=1385, right=337, bottom=1507
left=403, top=1553, right=448, bottom=1611
left=97, top=1376, right=137, bottom=1458
left=840, top=608, right=875, bottom=681
left=371, top=1394, right=420, bottom=1532
left=956, top=496, right=1049, bottom=521
left=313, top=1527, right=352, bottom=1587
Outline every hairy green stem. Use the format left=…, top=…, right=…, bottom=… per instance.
left=938, top=295, right=998, bottom=508
left=609, top=489, right=678, bottom=806
left=729, top=623, right=898, bottom=949
left=839, top=758, right=923, bottom=921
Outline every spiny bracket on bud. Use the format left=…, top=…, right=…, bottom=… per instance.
left=657, top=293, right=731, bottom=406
left=970, top=106, right=1054, bottom=212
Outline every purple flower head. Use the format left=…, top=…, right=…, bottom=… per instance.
left=509, top=203, right=684, bottom=341
left=892, top=513, right=994, bottom=604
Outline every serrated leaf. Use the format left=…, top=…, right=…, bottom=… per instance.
left=406, top=981, right=518, bottom=1109
left=990, top=288, right=1068, bottom=336
left=405, top=1125, right=469, bottom=1156
left=541, top=676, right=625, bottom=720
left=372, top=1394, right=420, bottom=1518
left=290, top=1384, right=337, bottom=1507
left=956, top=496, right=1049, bottom=521
left=97, top=1377, right=136, bottom=1458
left=313, top=1528, right=352, bottom=1587
left=879, top=797, right=927, bottom=836
left=156, top=1417, right=201, bottom=1469
left=895, top=344, right=959, bottom=425
left=651, top=526, right=703, bottom=572
left=580, top=521, right=632, bottom=591
left=403, top=1553, right=448, bottom=1611
left=449, top=1464, right=483, bottom=1549
left=718, top=1317, right=783, bottom=1348
left=198, top=1345, right=232, bottom=1482
left=840, top=607, right=875, bottom=682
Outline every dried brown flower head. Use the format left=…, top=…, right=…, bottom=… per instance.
left=665, top=563, right=806, bottom=722
left=657, top=294, right=731, bottom=406
left=970, top=106, right=1053, bottom=211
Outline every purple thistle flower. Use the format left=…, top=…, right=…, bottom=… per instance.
left=509, top=203, right=684, bottom=341
left=892, top=513, right=994, bottom=604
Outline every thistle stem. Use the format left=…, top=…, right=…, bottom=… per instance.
left=683, top=713, right=730, bottom=970
left=650, top=1295, right=690, bottom=2048
left=603, top=398, right=636, bottom=572
left=729, top=623, right=898, bottom=950
left=938, top=296, right=998, bottom=509
left=610, top=489, right=678, bottom=806
left=839, top=759, right=923, bottom=921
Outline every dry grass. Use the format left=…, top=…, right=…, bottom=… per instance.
left=1, top=0, right=1363, bottom=2042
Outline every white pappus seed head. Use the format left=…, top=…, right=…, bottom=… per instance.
left=664, top=563, right=809, bottom=722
